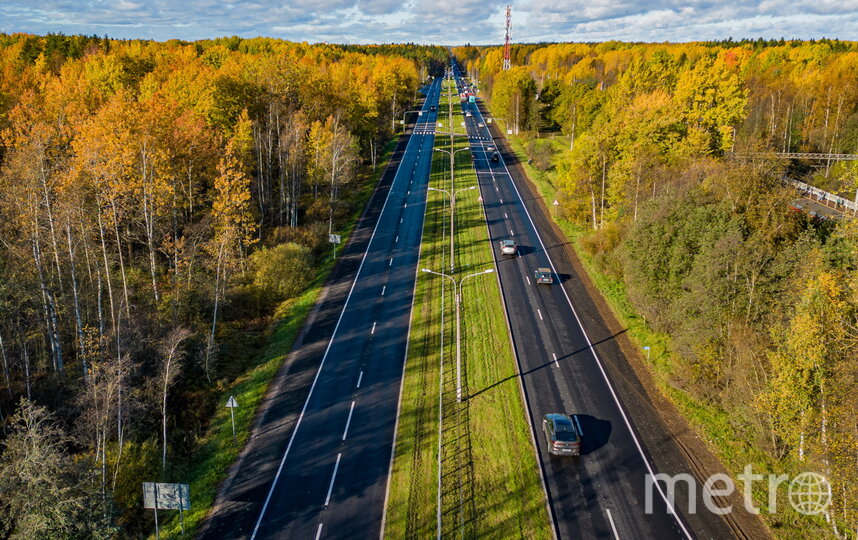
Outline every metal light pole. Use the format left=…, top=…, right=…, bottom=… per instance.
left=432, top=147, right=471, bottom=271
left=401, top=109, right=423, bottom=128
left=422, top=268, right=494, bottom=403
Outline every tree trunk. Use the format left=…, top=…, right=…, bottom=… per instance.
left=109, top=199, right=131, bottom=318
left=65, top=218, right=87, bottom=380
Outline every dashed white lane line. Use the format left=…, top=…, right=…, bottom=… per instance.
left=342, top=401, right=355, bottom=440
left=400, top=218, right=403, bottom=224
left=381, top=285, right=386, bottom=296
left=537, top=309, right=543, bottom=321
left=324, top=453, right=342, bottom=507
left=315, top=523, right=323, bottom=540
left=404, top=203, right=407, bottom=208
left=495, top=186, right=499, bottom=192
left=526, top=276, right=531, bottom=285
left=504, top=213, right=508, bottom=219
left=553, top=352, right=558, bottom=368
left=606, top=509, right=619, bottom=539
left=395, top=235, right=399, bottom=243
left=356, top=370, right=363, bottom=388
left=371, top=321, right=376, bottom=334
left=510, top=229, right=514, bottom=236
left=500, top=198, right=504, bottom=204
left=389, top=257, right=394, bottom=266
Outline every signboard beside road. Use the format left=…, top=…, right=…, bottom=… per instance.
left=226, top=395, right=238, bottom=444
left=143, top=482, right=190, bottom=539
left=329, top=234, right=341, bottom=258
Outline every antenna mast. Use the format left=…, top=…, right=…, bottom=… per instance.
left=502, top=5, right=511, bottom=70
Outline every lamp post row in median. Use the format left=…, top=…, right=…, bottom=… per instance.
left=431, top=147, right=472, bottom=271
left=421, top=268, right=494, bottom=404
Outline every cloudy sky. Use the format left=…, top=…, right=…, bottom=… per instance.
left=1, top=0, right=857, bottom=45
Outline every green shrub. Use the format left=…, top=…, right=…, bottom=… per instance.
left=249, top=243, right=313, bottom=303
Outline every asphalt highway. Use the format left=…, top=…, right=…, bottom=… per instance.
left=202, top=78, right=441, bottom=540
left=451, top=61, right=729, bottom=540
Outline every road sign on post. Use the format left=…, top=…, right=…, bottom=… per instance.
left=552, top=200, right=559, bottom=218
left=226, top=395, right=238, bottom=444
left=329, top=234, right=341, bottom=259
left=144, top=482, right=190, bottom=539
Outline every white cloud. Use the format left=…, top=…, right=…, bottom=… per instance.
left=0, top=0, right=856, bottom=44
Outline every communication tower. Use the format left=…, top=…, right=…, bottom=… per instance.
left=502, top=5, right=511, bottom=70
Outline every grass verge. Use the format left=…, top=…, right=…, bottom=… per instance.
left=385, top=81, right=551, bottom=539
left=157, top=137, right=400, bottom=537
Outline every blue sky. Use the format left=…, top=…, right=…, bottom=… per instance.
left=1, top=0, right=857, bottom=44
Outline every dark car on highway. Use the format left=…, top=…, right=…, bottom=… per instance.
left=542, top=413, right=581, bottom=456
left=534, top=268, right=553, bottom=284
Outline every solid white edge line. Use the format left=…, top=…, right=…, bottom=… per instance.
left=606, top=509, right=620, bottom=540
left=249, top=81, right=434, bottom=540
left=324, top=453, right=342, bottom=507
left=356, top=370, right=363, bottom=389
left=466, top=86, right=558, bottom=540
left=315, top=523, right=323, bottom=540
left=380, top=78, right=438, bottom=540
left=342, top=401, right=355, bottom=441
left=481, top=102, right=694, bottom=540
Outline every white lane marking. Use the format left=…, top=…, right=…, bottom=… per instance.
left=553, top=353, right=558, bottom=367
left=250, top=89, right=427, bottom=539
left=537, top=309, right=543, bottom=321
left=484, top=103, right=693, bottom=540
left=342, top=401, right=355, bottom=440
left=395, top=235, right=399, bottom=243
left=510, top=229, right=514, bottom=236
left=404, top=203, right=407, bottom=208
left=324, top=453, right=342, bottom=507
left=407, top=190, right=410, bottom=195
left=371, top=321, right=376, bottom=335
left=606, top=509, right=619, bottom=539
left=356, top=370, right=363, bottom=388
left=526, top=275, right=531, bottom=285
left=499, top=198, right=504, bottom=204
left=315, top=523, right=323, bottom=540
left=504, top=213, right=508, bottom=219
left=389, top=257, right=394, bottom=266
left=574, top=415, right=584, bottom=437
left=400, top=218, right=403, bottom=224
left=381, top=285, right=386, bottom=296
left=495, top=186, right=499, bottom=192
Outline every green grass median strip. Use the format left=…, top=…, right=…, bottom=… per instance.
left=385, top=81, right=551, bottom=539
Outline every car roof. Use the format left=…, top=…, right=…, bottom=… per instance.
left=501, top=239, right=516, bottom=245
left=537, top=267, right=551, bottom=273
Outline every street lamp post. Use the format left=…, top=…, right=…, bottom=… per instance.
left=401, top=109, right=423, bottom=128
left=422, top=268, right=494, bottom=403
left=432, top=147, right=471, bottom=271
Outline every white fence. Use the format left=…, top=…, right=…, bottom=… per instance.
left=784, top=177, right=857, bottom=213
